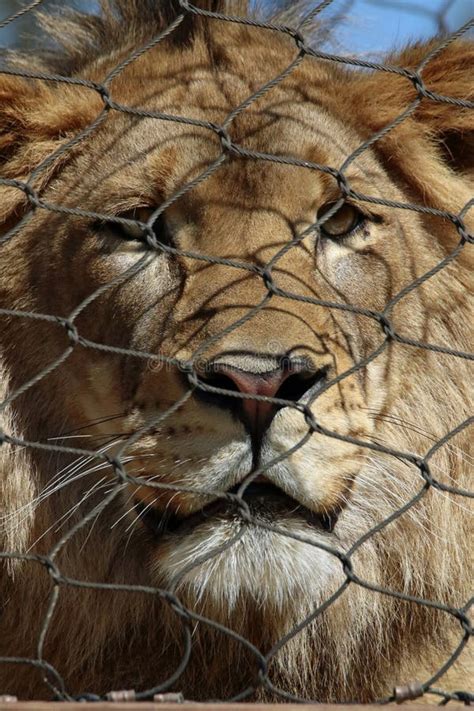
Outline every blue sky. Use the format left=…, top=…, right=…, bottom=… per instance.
left=314, top=0, right=473, bottom=56
left=1, top=0, right=472, bottom=54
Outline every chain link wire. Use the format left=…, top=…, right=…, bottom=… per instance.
left=0, top=0, right=472, bottom=704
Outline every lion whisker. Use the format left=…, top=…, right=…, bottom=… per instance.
left=364, top=409, right=473, bottom=464
left=356, top=459, right=473, bottom=536
left=110, top=471, right=167, bottom=530
left=367, top=431, right=470, bottom=485
left=0, top=439, right=129, bottom=531
left=26, top=475, right=113, bottom=552
left=79, top=484, right=123, bottom=553
left=124, top=494, right=159, bottom=534
left=54, top=412, right=129, bottom=438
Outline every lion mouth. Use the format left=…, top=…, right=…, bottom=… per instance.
left=134, top=481, right=339, bottom=538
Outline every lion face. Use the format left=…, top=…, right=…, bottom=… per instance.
left=0, top=1, right=472, bottom=701
left=10, top=55, right=427, bottom=603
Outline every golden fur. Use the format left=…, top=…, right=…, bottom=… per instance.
left=0, top=0, right=472, bottom=701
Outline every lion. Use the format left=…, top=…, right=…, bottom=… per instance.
left=0, top=0, right=472, bottom=702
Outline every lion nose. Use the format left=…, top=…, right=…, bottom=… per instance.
left=196, top=360, right=326, bottom=439
left=215, top=367, right=286, bottom=436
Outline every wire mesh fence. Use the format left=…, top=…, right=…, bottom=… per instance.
left=0, top=0, right=472, bottom=704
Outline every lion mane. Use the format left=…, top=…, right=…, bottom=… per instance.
left=0, top=0, right=472, bottom=702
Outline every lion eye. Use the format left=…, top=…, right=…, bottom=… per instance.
left=95, top=207, right=172, bottom=246
left=119, top=207, right=171, bottom=245
left=317, top=202, right=365, bottom=239
left=119, top=207, right=153, bottom=241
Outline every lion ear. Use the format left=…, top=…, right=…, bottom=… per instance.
left=0, top=75, right=101, bottom=227
left=348, top=40, right=473, bottom=248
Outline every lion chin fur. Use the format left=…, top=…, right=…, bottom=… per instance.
left=0, top=0, right=472, bottom=702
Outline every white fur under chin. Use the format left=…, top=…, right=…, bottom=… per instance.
left=153, top=515, right=342, bottom=615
